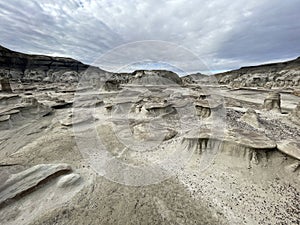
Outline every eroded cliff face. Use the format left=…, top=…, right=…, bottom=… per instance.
left=183, top=57, right=300, bottom=88
left=0, top=45, right=92, bottom=82
left=215, top=57, right=300, bottom=88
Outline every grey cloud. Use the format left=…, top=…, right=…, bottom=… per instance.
left=0, top=0, right=299, bottom=73
left=0, top=0, right=123, bottom=63
left=216, top=0, right=300, bottom=70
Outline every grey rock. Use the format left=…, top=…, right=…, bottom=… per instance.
left=213, top=57, right=300, bottom=88
left=56, top=173, right=81, bottom=188
left=240, top=109, right=261, bottom=128
left=0, top=45, right=107, bottom=83
left=277, top=140, right=300, bottom=160
left=0, top=164, right=72, bottom=206
left=184, top=128, right=276, bottom=150
left=103, top=79, right=120, bottom=91
left=194, top=99, right=223, bottom=118
left=263, top=92, right=281, bottom=113
left=289, top=102, right=300, bottom=124
left=130, top=70, right=182, bottom=86
left=0, top=78, right=12, bottom=93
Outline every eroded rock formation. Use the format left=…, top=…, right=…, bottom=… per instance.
left=0, top=45, right=299, bottom=225
left=0, top=45, right=90, bottom=81
left=194, top=99, right=223, bottom=119
left=130, top=70, right=182, bottom=86
left=239, top=109, right=261, bottom=128
left=263, top=92, right=281, bottom=113
left=0, top=164, right=72, bottom=207
left=0, top=78, right=12, bottom=93
left=277, top=140, right=300, bottom=161
left=213, top=57, right=300, bottom=88
left=289, top=102, right=300, bottom=124
left=183, top=128, right=276, bottom=168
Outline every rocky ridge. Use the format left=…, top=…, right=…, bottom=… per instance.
left=0, top=45, right=95, bottom=82
left=183, top=57, right=300, bottom=89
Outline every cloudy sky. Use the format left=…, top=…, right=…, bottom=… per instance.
left=0, top=0, right=300, bottom=73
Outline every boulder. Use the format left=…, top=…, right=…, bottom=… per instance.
left=56, top=173, right=81, bottom=188
left=239, top=109, right=261, bottom=128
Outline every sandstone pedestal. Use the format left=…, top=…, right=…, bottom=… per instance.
left=0, top=78, right=12, bottom=93
left=263, top=92, right=281, bottom=113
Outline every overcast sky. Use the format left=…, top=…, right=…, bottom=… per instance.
left=0, top=0, right=300, bottom=73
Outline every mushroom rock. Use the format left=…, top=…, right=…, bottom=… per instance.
left=239, top=109, right=261, bottom=128
left=194, top=99, right=223, bottom=119
left=263, top=92, right=281, bottom=113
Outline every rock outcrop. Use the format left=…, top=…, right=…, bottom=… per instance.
left=239, top=109, right=261, bottom=128
left=289, top=102, right=300, bottom=124
left=0, top=96, right=52, bottom=130
left=103, top=79, right=120, bottom=91
left=130, top=70, right=182, bottom=86
left=0, top=45, right=97, bottom=82
left=277, top=140, right=300, bottom=160
left=215, top=57, right=300, bottom=88
left=142, top=100, right=175, bottom=117
left=183, top=128, right=276, bottom=168
left=181, top=73, right=210, bottom=85
left=194, top=99, right=223, bottom=119
left=0, top=164, right=72, bottom=207
left=293, top=89, right=300, bottom=97
left=183, top=57, right=300, bottom=88
left=0, top=78, right=12, bottom=93
left=263, top=92, right=281, bottom=113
